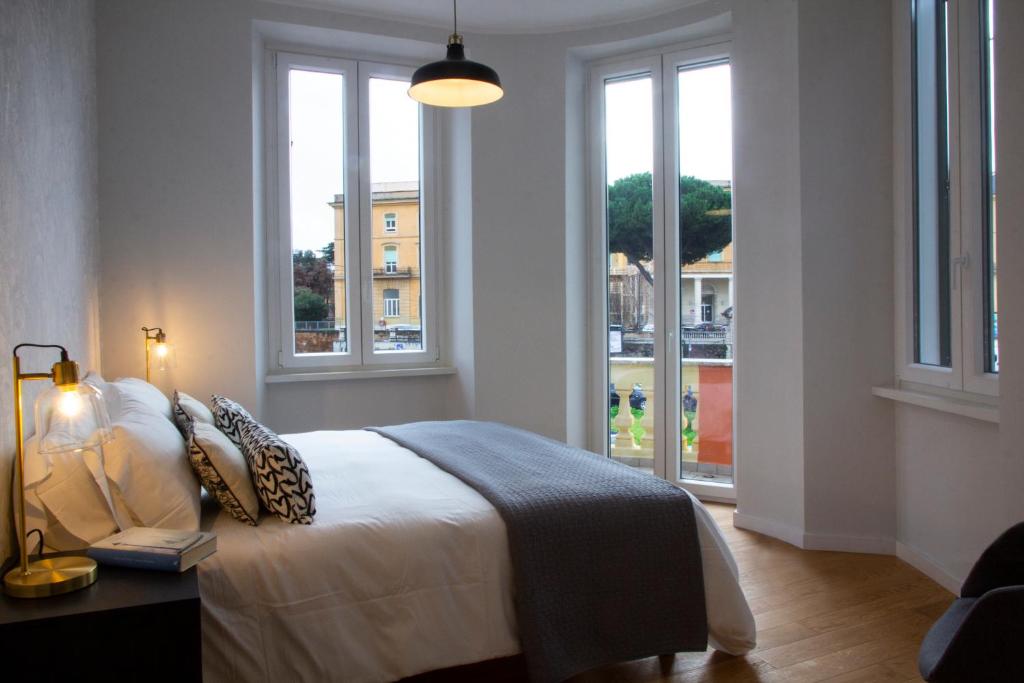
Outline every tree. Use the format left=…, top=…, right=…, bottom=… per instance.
left=293, top=286, right=327, bottom=321
left=293, top=249, right=333, bottom=305
left=607, top=172, right=732, bottom=286
left=321, top=241, right=335, bottom=265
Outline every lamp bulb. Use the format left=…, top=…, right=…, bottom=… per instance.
left=155, top=343, right=169, bottom=358
left=57, top=389, right=84, bottom=418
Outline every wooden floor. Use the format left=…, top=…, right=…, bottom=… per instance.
left=569, top=503, right=952, bottom=683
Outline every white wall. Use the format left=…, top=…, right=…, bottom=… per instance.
left=731, top=0, right=806, bottom=542
left=798, top=0, right=895, bottom=549
left=97, top=0, right=265, bottom=414
left=734, top=0, right=897, bottom=552
left=95, top=0, right=459, bottom=432
left=0, top=0, right=100, bottom=564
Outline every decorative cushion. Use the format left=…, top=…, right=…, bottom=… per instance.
left=238, top=420, right=316, bottom=525
left=211, top=394, right=253, bottom=448
left=185, top=417, right=259, bottom=526
left=173, top=390, right=215, bottom=437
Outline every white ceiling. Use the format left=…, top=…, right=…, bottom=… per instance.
left=265, top=0, right=704, bottom=35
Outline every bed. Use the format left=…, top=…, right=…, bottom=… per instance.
left=198, top=429, right=756, bottom=683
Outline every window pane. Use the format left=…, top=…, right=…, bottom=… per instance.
left=678, top=62, right=734, bottom=486
left=605, top=75, right=655, bottom=472
left=913, top=0, right=952, bottom=367
left=289, top=69, right=347, bottom=354
left=983, top=0, right=998, bottom=372
left=369, top=77, right=423, bottom=353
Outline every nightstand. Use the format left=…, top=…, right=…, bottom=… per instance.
left=0, top=555, right=202, bottom=680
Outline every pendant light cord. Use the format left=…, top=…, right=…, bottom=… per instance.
left=453, top=0, right=458, bottom=35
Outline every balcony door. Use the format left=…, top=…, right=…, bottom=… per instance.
left=590, top=43, right=736, bottom=500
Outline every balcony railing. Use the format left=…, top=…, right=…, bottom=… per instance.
left=608, top=357, right=733, bottom=482
left=373, top=266, right=416, bottom=278
left=294, top=320, right=339, bottom=331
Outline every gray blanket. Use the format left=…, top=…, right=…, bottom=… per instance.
left=368, top=420, right=707, bottom=682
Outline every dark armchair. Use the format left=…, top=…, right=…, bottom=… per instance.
left=919, top=522, right=1024, bottom=682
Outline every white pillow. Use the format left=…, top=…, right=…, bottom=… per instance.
left=21, top=437, right=121, bottom=550
left=101, top=399, right=201, bottom=530
left=20, top=374, right=199, bottom=549
left=111, top=377, right=173, bottom=421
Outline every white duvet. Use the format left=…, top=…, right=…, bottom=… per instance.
left=199, top=430, right=756, bottom=683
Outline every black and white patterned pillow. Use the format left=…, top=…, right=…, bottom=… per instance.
left=184, top=416, right=259, bottom=526
left=238, top=420, right=316, bottom=525
left=211, top=394, right=253, bottom=448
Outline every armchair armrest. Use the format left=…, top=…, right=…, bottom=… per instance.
left=921, top=587, right=1024, bottom=682
left=960, top=522, right=1024, bottom=598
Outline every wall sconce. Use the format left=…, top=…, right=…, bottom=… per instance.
left=141, top=326, right=175, bottom=383
left=4, top=344, right=113, bottom=598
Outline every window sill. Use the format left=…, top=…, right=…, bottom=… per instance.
left=266, top=366, right=456, bottom=384
left=872, top=385, right=999, bottom=424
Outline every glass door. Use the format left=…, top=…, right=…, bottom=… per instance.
left=669, top=56, right=735, bottom=494
left=602, top=71, right=658, bottom=474
left=592, top=44, right=735, bottom=498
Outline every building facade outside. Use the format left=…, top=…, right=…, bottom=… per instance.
left=330, top=181, right=422, bottom=350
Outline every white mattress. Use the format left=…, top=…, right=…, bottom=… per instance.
left=198, top=430, right=756, bottom=683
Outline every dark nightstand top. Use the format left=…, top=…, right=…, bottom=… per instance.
left=0, top=554, right=199, bottom=625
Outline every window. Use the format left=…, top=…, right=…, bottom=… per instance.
left=383, top=289, right=400, bottom=317
left=383, top=245, right=398, bottom=274
left=270, top=52, right=438, bottom=370
left=899, top=0, right=998, bottom=395
left=701, top=292, right=714, bottom=323
left=980, top=0, right=998, bottom=373
left=912, top=0, right=951, bottom=368
left=591, top=43, right=736, bottom=497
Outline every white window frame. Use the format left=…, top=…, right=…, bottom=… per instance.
left=383, top=289, right=400, bottom=318
left=894, top=0, right=998, bottom=398
left=587, top=40, right=736, bottom=503
left=383, top=244, right=398, bottom=273
left=267, top=51, right=441, bottom=372
left=384, top=212, right=397, bottom=232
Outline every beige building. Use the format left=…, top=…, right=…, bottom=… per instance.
left=682, top=241, right=733, bottom=325
left=330, top=181, right=422, bottom=336
left=608, top=241, right=733, bottom=332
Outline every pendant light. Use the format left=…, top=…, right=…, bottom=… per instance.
left=408, top=0, right=503, bottom=108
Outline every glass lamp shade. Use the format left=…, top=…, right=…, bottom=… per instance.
left=34, top=382, right=113, bottom=455
left=151, top=341, right=176, bottom=371
left=408, top=43, right=503, bottom=108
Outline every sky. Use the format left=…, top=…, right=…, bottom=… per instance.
left=288, top=71, right=420, bottom=252
left=605, top=62, right=732, bottom=184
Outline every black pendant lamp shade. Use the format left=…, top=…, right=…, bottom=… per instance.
left=408, top=2, right=503, bottom=107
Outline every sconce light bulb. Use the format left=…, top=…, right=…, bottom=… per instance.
left=57, top=388, right=84, bottom=418
left=155, top=343, right=169, bottom=358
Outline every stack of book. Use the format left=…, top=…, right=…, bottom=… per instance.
left=88, top=528, right=217, bottom=572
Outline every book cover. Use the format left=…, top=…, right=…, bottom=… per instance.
left=88, top=527, right=216, bottom=572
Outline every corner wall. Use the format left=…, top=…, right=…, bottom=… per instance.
left=0, top=0, right=100, bottom=564
left=733, top=0, right=898, bottom=551
left=798, top=0, right=896, bottom=550
left=731, top=0, right=806, bottom=541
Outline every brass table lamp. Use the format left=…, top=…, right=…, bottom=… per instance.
left=3, top=344, right=113, bottom=598
left=141, top=326, right=174, bottom=383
